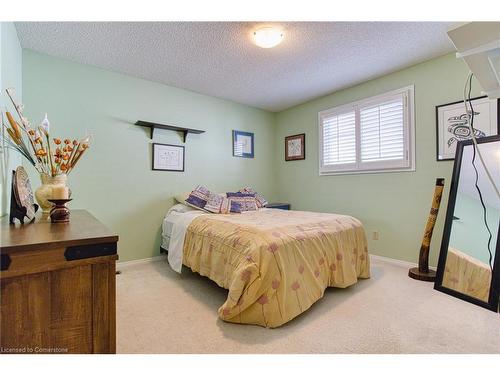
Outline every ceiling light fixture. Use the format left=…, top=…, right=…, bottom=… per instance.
left=253, top=27, right=284, bottom=49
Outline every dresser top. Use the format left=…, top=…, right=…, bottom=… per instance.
left=1, top=210, right=118, bottom=253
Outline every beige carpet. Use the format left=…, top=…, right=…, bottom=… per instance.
left=116, top=256, right=500, bottom=354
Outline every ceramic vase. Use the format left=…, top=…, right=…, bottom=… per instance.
left=35, top=173, right=68, bottom=214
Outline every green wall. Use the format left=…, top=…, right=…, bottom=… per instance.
left=22, top=50, right=277, bottom=261
left=0, top=22, right=23, bottom=217
left=19, top=48, right=484, bottom=266
left=274, top=53, right=481, bottom=266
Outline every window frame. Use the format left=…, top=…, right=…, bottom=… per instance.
left=318, top=85, right=415, bottom=176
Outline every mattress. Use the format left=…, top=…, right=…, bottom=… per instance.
left=161, top=204, right=199, bottom=250
left=168, top=207, right=370, bottom=328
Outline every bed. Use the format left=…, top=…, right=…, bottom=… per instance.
left=162, top=205, right=370, bottom=327
left=442, top=247, right=492, bottom=302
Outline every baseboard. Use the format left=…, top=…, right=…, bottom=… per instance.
left=370, top=254, right=436, bottom=271
left=117, top=255, right=165, bottom=269
left=116, top=253, right=435, bottom=271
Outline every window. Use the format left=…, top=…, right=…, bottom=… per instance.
left=319, top=86, right=415, bottom=175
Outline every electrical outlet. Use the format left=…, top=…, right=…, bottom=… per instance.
left=372, top=231, right=379, bottom=240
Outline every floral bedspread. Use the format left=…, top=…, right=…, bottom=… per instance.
left=182, top=208, right=370, bottom=327
left=442, top=247, right=491, bottom=302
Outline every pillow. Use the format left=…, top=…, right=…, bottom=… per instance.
left=185, top=185, right=211, bottom=210
left=174, top=192, right=190, bottom=204
left=204, top=193, right=224, bottom=213
left=228, top=200, right=242, bottom=214
left=239, top=186, right=255, bottom=193
left=167, top=203, right=197, bottom=215
left=226, top=192, right=258, bottom=212
left=239, top=187, right=268, bottom=208
left=205, top=193, right=242, bottom=214
left=184, top=201, right=210, bottom=212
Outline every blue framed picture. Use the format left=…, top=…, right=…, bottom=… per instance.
left=232, top=130, right=254, bottom=158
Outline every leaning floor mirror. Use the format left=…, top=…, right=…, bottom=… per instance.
left=435, top=135, right=500, bottom=312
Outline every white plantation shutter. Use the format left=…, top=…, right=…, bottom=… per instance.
left=360, top=96, right=404, bottom=163
left=321, top=111, right=356, bottom=166
left=319, top=86, right=414, bottom=175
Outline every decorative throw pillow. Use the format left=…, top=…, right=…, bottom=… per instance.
left=185, top=185, right=211, bottom=210
left=204, top=193, right=224, bottom=213
left=227, top=192, right=258, bottom=211
left=226, top=200, right=242, bottom=214
left=254, top=193, right=268, bottom=208
left=205, top=193, right=241, bottom=214
left=238, top=187, right=254, bottom=194
left=205, top=193, right=242, bottom=214
left=239, top=187, right=268, bottom=208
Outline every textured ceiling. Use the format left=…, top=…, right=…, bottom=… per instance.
left=15, top=22, right=455, bottom=112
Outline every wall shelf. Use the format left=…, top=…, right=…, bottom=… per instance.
left=135, top=120, right=205, bottom=142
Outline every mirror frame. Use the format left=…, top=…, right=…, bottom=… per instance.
left=434, top=135, right=500, bottom=312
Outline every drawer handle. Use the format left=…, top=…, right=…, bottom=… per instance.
left=0, top=254, right=12, bottom=271
left=65, top=243, right=117, bottom=261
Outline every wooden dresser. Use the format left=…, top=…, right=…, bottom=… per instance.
left=0, top=210, right=118, bottom=354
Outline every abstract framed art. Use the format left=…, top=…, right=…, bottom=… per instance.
left=435, top=96, right=499, bottom=161
left=232, top=130, right=254, bottom=158
left=152, top=143, right=185, bottom=171
left=285, top=133, right=305, bottom=161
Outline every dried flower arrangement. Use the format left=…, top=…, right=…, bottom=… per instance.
left=1, top=88, right=91, bottom=177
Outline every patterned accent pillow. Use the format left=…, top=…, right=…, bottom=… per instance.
left=226, top=200, right=242, bottom=214
left=239, top=186, right=255, bottom=193
left=239, top=187, right=268, bottom=208
left=204, top=193, right=224, bottom=213
left=227, top=192, right=258, bottom=211
left=205, top=193, right=242, bottom=214
left=185, top=185, right=211, bottom=209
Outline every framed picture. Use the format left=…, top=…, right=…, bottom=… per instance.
left=436, top=96, right=499, bottom=161
left=232, top=130, right=254, bottom=158
left=152, top=143, right=185, bottom=171
left=285, top=133, right=305, bottom=161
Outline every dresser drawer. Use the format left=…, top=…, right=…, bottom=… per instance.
left=1, top=244, right=118, bottom=279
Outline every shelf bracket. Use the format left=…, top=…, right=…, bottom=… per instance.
left=150, top=126, right=155, bottom=140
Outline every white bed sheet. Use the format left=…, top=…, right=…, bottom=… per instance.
left=162, top=205, right=271, bottom=273
left=162, top=206, right=205, bottom=273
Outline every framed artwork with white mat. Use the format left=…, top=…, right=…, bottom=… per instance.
left=152, top=143, right=185, bottom=172
left=285, top=133, right=305, bottom=161
left=232, top=130, right=254, bottom=158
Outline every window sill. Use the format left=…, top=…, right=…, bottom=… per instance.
left=319, top=166, right=416, bottom=176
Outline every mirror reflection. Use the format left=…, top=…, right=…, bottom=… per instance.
left=442, top=140, right=499, bottom=303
